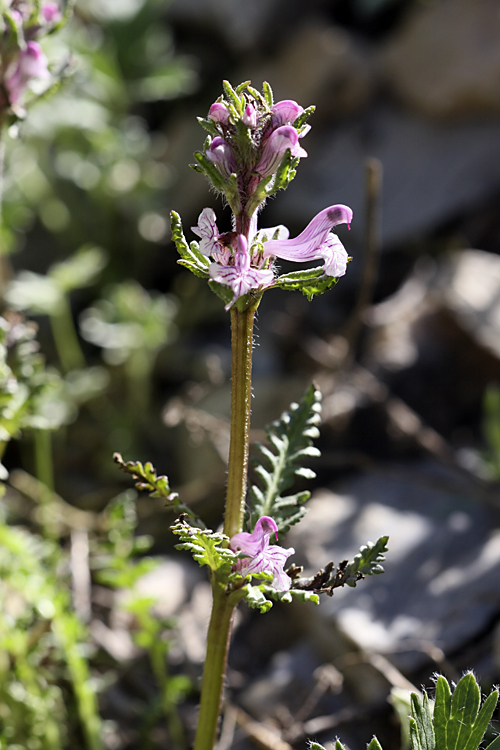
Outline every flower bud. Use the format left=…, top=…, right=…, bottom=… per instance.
left=42, top=3, right=62, bottom=23
left=242, top=103, right=257, bottom=129
left=205, top=136, right=237, bottom=179
left=256, top=125, right=307, bottom=177
left=5, top=41, right=50, bottom=103
left=208, top=102, right=230, bottom=126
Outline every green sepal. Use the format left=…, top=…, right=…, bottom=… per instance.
left=196, top=116, right=220, bottom=137
left=434, top=676, right=451, bottom=750
left=191, top=150, right=230, bottom=193
left=249, top=383, right=322, bottom=533
left=113, top=453, right=204, bottom=528
left=367, top=738, right=385, bottom=750
left=262, top=81, right=274, bottom=108
left=410, top=692, right=435, bottom=750
left=170, top=211, right=210, bottom=279
left=294, top=104, right=316, bottom=130
left=275, top=266, right=339, bottom=300
left=222, top=80, right=243, bottom=115
left=246, top=85, right=267, bottom=108
left=235, top=80, right=251, bottom=96
left=245, top=174, right=275, bottom=216
left=170, top=519, right=238, bottom=575
left=272, top=151, right=299, bottom=193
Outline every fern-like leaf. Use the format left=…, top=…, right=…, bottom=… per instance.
left=248, top=383, right=322, bottom=534
left=113, top=452, right=204, bottom=528
left=170, top=211, right=210, bottom=279
left=170, top=518, right=237, bottom=575
left=289, top=536, right=389, bottom=595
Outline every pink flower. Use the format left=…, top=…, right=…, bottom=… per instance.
left=5, top=41, right=49, bottom=103
left=205, top=136, right=237, bottom=179
left=230, top=516, right=295, bottom=592
left=256, top=126, right=307, bottom=177
left=242, top=102, right=257, bottom=128
left=208, top=102, right=230, bottom=126
left=263, top=204, right=352, bottom=277
left=42, top=2, right=61, bottom=22
left=209, top=235, right=274, bottom=310
left=270, top=99, right=304, bottom=129
left=191, top=208, right=222, bottom=258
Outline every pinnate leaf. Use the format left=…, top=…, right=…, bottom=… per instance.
left=249, top=383, right=322, bottom=533
left=170, top=211, right=210, bottom=279
left=170, top=518, right=237, bottom=575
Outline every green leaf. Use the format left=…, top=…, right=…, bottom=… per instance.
left=208, top=279, right=236, bottom=307
left=433, top=674, right=498, bottom=750
left=310, top=744, right=328, bottom=750
left=248, top=383, right=322, bottom=533
left=244, top=585, right=273, bottom=613
left=264, top=586, right=320, bottom=606
left=275, top=266, right=339, bottom=300
left=170, top=519, right=238, bottom=575
left=170, top=211, right=210, bottom=279
left=49, top=245, right=107, bottom=292
left=343, top=537, right=389, bottom=584
left=294, top=104, right=316, bottom=130
left=485, top=735, right=500, bottom=750
left=113, top=452, right=204, bottom=527
left=367, top=738, right=385, bottom=750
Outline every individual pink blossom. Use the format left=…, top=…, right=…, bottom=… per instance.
left=230, top=516, right=295, bottom=592
left=208, top=102, right=230, bottom=125
left=270, top=99, right=304, bottom=129
left=42, top=2, right=61, bottom=22
left=242, top=102, right=257, bottom=128
left=209, top=235, right=274, bottom=310
left=5, top=41, right=49, bottom=103
left=256, top=125, right=308, bottom=177
left=191, top=208, right=222, bottom=257
left=205, top=136, right=237, bottom=179
left=263, top=204, right=352, bottom=277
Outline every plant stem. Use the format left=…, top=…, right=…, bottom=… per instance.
left=224, top=305, right=255, bottom=539
left=50, top=297, right=86, bottom=373
left=193, top=582, right=236, bottom=750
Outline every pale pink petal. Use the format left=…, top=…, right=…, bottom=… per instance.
left=205, top=136, right=236, bottom=179
left=208, top=102, right=230, bottom=125
left=263, top=204, right=352, bottom=275
left=191, top=207, right=220, bottom=256
left=270, top=100, right=304, bottom=128
left=256, top=126, right=307, bottom=177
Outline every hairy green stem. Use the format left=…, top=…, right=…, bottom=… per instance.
left=224, top=306, right=255, bottom=539
left=193, top=582, right=236, bottom=750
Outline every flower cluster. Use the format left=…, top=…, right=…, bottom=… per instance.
left=230, top=516, right=295, bottom=592
left=0, top=1, right=61, bottom=118
left=174, top=81, right=353, bottom=311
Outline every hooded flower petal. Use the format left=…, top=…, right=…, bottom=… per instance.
left=42, top=2, right=61, bottom=22
left=5, top=41, right=49, bottom=103
left=263, top=204, right=352, bottom=276
left=209, top=235, right=274, bottom=310
left=242, top=102, right=257, bottom=128
left=208, top=102, right=230, bottom=125
left=270, top=100, right=304, bottom=128
left=256, top=126, right=307, bottom=177
left=230, top=516, right=295, bottom=592
left=205, top=136, right=236, bottom=179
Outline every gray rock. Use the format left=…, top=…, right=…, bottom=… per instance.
left=288, top=462, right=500, bottom=673
left=270, top=105, right=500, bottom=248
left=377, top=0, right=500, bottom=119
